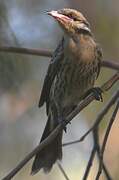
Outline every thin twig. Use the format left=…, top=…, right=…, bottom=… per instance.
left=63, top=90, right=118, bottom=179
left=0, top=46, right=119, bottom=70
left=57, top=161, right=70, bottom=180
left=83, top=144, right=96, bottom=180
left=2, top=72, right=119, bottom=180
left=102, top=99, right=119, bottom=155
left=93, top=127, right=112, bottom=180
left=95, top=99, right=119, bottom=180
left=64, top=90, right=118, bottom=180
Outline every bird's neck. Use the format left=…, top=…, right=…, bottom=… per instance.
left=64, top=31, right=93, bottom=46
left=64, top=32, right=96, bottom=64
left=64, top=30, right=93, bottom=44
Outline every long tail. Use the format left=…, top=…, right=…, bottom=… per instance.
left=31, top=116, right=63, bottom=175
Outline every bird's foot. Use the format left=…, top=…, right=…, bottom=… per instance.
left=58, top=117, right=70, bottom=133
left=86, top=87, right=103, bottom=102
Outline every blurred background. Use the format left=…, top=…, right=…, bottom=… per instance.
left=0, top=0, right=119, bottom=179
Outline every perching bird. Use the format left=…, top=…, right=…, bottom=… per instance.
left=31, top=8, right=102, bottom=175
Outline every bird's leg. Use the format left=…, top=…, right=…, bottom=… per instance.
left=57, top=111, right=67, bottom=133
left=84, top=87, right=103, bottom=102
left=55, top=102, right=67, bottom=132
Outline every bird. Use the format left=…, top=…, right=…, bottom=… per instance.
left=31, top=8, right=102, bottom=175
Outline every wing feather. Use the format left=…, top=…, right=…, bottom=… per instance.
left=95, top=44, right=103, bottom=78
left=39, top=38, right=64, bottom=113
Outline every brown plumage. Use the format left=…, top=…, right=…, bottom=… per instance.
left=31, top=8, right=102, bottom=175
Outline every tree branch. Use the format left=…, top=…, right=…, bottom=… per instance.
left=83, top=145, right=96, bottom=180
left=95, top=99, right=119, bottom=180
left=0, top=46, right=52, bottom=57
left=64, top=88, right=119, bottom=149
left=63, top=88, right=119, bottom=148
left=2, top=72, right=119, bottom=180
left=101, top=60, right=119, bottom=71
left=0, top=46, right=119, bottom=70
left=93, top=127, right=112, bottom=180
left=63, top=89, right=118, bottom=180
left=57, top=161, right=70, bottom=180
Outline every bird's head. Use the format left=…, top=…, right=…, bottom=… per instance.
left=47, top=8, right=91, bottom=38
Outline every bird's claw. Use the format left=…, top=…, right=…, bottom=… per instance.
left=90, top=87, right=103, bottom=102
left=58, top=117, right=70, bottom=133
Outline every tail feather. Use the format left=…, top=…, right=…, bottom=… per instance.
left=31, top=117, right=63, bottom=175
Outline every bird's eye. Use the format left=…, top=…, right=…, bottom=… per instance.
left=67, top=14, right=77, bottom=21
left=58, top=10, right=78, bottom=21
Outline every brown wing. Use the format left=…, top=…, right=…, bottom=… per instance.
left=39, top=38, right=64, bottom=113
left=95, top=44, right=103, bottom=79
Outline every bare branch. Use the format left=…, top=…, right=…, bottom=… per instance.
left=57, top=161, right=70, bottom=180
left=82, top=128, right=112, bottom=180
left=102, top=60, right=119, bottom=71
left=95, top=99, right=119, bottom=179
left=93, top=128, right=112, bottom=180
left=0, top=46, right=119, bottom=70
left=83, top=146, right=96, bottom=180
left=63, top=88, right=119, bottom=147
left=63, top=90, right=118, bottom=180
left=82, top=91, right=119, bottom=180
left=2, top=72, right=119, bottom=180
left=0, top=46, right=52, bottom=57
